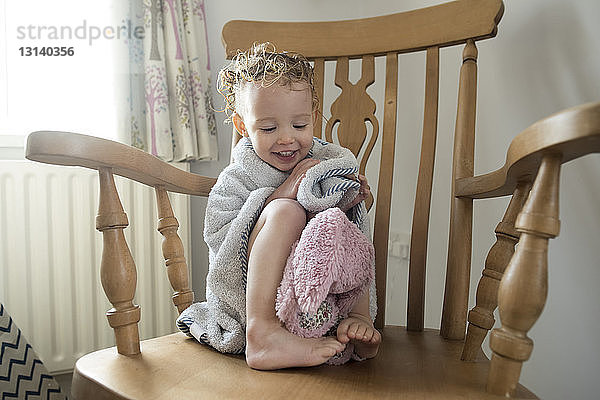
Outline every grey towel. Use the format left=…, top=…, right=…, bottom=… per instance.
left=177, top=137, right=375, bottom=354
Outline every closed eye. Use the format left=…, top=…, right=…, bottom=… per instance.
left=260, top=127, right=276, bottom=132
left=293, top=124, right=308, bottom=129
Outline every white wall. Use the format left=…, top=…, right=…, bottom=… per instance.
left=191, top=1, right=600, bottom=399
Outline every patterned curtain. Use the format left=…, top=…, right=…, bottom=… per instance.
left=128, top=0, right=218, bottom=161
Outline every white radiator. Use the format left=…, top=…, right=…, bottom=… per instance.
left=0, top=160, right=191, bottom=374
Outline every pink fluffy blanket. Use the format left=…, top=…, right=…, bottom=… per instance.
left=275, top=207, right=375, bottom=364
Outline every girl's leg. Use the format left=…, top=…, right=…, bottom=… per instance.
left=245, top=198, right=345, bottom=370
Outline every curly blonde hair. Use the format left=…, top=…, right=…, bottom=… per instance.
left=217, top=42, right=318, bottom=122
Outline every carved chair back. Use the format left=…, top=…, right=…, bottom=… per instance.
left=222, top=0, right=504, bottom=335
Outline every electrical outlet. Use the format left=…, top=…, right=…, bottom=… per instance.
left=388, top=232, right=410, bottom=259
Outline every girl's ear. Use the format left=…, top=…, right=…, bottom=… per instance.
left=232, top=113, right=248, bottom=137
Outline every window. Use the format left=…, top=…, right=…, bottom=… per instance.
left=0, top=0, right=135, bottom=143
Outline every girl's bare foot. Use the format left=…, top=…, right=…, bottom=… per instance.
left=336, top=314, right=381, bottom=359
left=246, top=321, right=346, bottom=370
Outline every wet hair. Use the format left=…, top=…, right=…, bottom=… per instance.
left=217, top=42, right=318, bottom=122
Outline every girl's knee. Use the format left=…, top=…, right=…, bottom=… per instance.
left=247, top=198, right=306, bottom=259
left=261, top=199, right=306, bottom=231
left=262, top=199, right=306, bottom=228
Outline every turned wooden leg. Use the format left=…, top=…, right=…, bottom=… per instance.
left=441, top=40, right=477, bottom=340
left=487, top=154, right=561, bottom=396
left=155, top=187, right=194, bottom=314
left=461, top=181, right=531, bottom=361
left=96, top=168, right=141, bottom=356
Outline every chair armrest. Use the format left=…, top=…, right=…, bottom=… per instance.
left=456, top=102, right=600, bottom=199
left=26, top=131, right=217, bottom=196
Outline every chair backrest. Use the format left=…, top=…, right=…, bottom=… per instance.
left=222, top=0, right=504, bottom=336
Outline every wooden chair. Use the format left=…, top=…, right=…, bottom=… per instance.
left=23, top=0, right=600, bottom=398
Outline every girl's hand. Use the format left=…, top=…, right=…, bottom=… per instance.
left=339, top=174, right=370, bottom=212
left=265, top=158, right=320, bottom=205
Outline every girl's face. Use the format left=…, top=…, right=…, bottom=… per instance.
left=234, top=82, right=315, bottom=172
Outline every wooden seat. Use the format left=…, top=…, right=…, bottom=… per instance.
left=71, top=329, right=537, bottom=400
left=23, top=0, right=600, bottom=398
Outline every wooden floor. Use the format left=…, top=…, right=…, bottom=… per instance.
left=72, top=327, right=537, bottom=400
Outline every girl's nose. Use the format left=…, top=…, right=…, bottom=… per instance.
left=277, top=130, right=295, bottom=144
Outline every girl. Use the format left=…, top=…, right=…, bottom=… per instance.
left=178, top=43, right=380, bottom=370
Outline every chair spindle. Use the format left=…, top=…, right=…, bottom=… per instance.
left=407, top=46, right=440, bottom=332
left=313, top=57, right=325, bottom=139
left=461, top=181, right=531, bottom=360
left=441, top=39, right=478, bottom=340
left=487, top=153, right=561, bottom=396
left=155, top=187, right=194, bottom=314
left=373, top=52, right=399, bottom=329
left=96, top=168, right=141, bottom=356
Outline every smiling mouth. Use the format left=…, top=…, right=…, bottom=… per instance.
left=274, top=150, right=297, bottom=158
